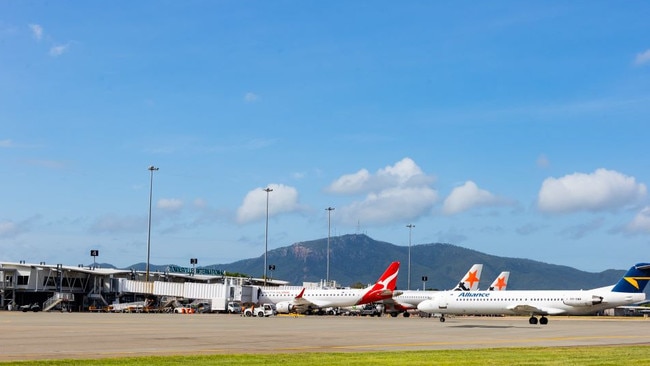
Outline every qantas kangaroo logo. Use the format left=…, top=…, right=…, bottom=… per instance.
left=358, top=261, right=400, bottom=304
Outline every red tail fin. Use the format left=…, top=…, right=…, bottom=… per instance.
left=376, top=261, right=400, bottom=291
left=358, top=261, right=400, bottom=305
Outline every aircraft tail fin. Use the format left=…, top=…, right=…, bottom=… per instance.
left=357, top=261, right=400, bottom=304
left=375, top=261, right=400, bottom=291
left=452, top=264, right=483, bottom=291
left=611, top=263, right=650, bottom=293
left=488, top=271, right=510, bottom=291
left=295, top=288, right=306, bottom=299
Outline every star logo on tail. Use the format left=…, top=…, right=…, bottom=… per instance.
left=464, top=270, right=480, bottom=289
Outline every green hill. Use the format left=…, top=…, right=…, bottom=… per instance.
left=199, top=234, right=633, bottom=292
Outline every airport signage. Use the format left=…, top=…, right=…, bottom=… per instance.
left=167, top=266, right=224, bottom=276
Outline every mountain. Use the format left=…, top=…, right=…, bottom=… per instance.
left=190, top=234, right=638, bottom=292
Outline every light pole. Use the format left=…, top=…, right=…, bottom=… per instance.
left=90, top=249, right=98, bottom=270
left=325, top=207, right=335, bottom=284
left=263, top=187, right=273, bottom=286
left=190, top=258, right=198, bottom=276
left=146, top=165, right=159, bottom=282
left=406, top=224, right=415, bottom=290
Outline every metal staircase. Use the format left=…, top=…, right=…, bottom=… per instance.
left=42, top=292, right=74, bottom=312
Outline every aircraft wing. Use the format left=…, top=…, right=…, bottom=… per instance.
left=506, top=304, right=566, bottom=316
left=286, top=288, right=330, bottom=310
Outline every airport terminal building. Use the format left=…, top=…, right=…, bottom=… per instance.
left=0, top=261, right=288, bottom=312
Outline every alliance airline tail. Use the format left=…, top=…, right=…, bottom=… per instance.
left=417, top=262, right=650, bottom=325
left=260, top=261, right=400, bottom=314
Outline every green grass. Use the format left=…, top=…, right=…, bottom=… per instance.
left=3, top=346, right=650, bottom=366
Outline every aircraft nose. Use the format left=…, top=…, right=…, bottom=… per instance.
left=417, top=300, right=432, bottom=312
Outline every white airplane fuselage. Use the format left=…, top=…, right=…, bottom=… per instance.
left=389, top=290, right=438, bottom=310
left=418, top=288, right=646, bottom=316
left=259, top=286, right=392, bottom=309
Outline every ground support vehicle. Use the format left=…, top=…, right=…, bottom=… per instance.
left=243, top=303, right=276, bottom=317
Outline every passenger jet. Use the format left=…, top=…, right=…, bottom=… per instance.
left=417, top=262, right=650, bottom=325
left=259, top=261, right=399, bottom=314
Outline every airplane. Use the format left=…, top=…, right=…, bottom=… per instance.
left=417, top=262, right=650, bottom=325
left=258, top=261, right=400, bottom=314
left=383, top=264, right=483, bottom=317
left=487, top=271, right=510, bottom=291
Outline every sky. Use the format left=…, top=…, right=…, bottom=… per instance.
left=1, top=2, right=649, bottom=274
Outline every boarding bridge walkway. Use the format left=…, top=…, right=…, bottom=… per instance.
left=116, top=279, right=245, bottom=309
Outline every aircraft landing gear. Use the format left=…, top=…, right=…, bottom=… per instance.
left=528, top=316, right=549, bottom=325
left=439, top=316, right=446, bottom=322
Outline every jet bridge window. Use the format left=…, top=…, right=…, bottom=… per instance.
left=17, top=275, right=29, bottom=285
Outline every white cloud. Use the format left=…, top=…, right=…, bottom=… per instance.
left=634, top=49, right=650, bottom=66
left=338, top=186, right=438, bottom=225
left=157, top=198, right=183, bottom=212
left=28, top=24, right=43, bottom=40
left=244, top=92, right=259, bottom=102
left=327, top=169, right=371, bottom=194
left=236, top=184, right=301, bottom=224
left=442, top=181, right=504, bottom=215
left=0, top=139, right=15, bottom=148
left=537, top=168, right=646, bottom=213
left=327, top=157, right=434, bottom=194
left=625, top=206, right=650, bottom=234
left=330, top=158, right=438, bottom=225
left=49, top=43, right=69, bottom=57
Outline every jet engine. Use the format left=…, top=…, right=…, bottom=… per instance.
left=274, top=302, right=295, bottom=314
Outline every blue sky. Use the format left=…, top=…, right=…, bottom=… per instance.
left=1, top=2, right=649, bottom=274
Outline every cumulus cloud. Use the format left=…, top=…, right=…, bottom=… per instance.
left=244, top=92, right=259, bottom=102
left=329, top=158, right=438, bottom=225
left=442, top=181, right=506, bottom=215
left=327, top=169, right=371, bottom=194
left=338, top=187, right=438, bottom=225
left=537, top=169, right=646, bottom=213
left=625, top=206, right=650, bottom=234
left=327, top=157, right=434, bottom=194
left=634, top=49, right=650, bottom=66
left=236, top=184, right=301, bottom=224
left=28, top=24, right=43, bottom=40
left=50, top=43, right=69, bottom=57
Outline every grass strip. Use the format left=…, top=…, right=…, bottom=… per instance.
left=3, top=345, right=649, bottom=366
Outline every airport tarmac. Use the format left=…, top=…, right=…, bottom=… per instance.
left=0, top=312, right=648, bottom=361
